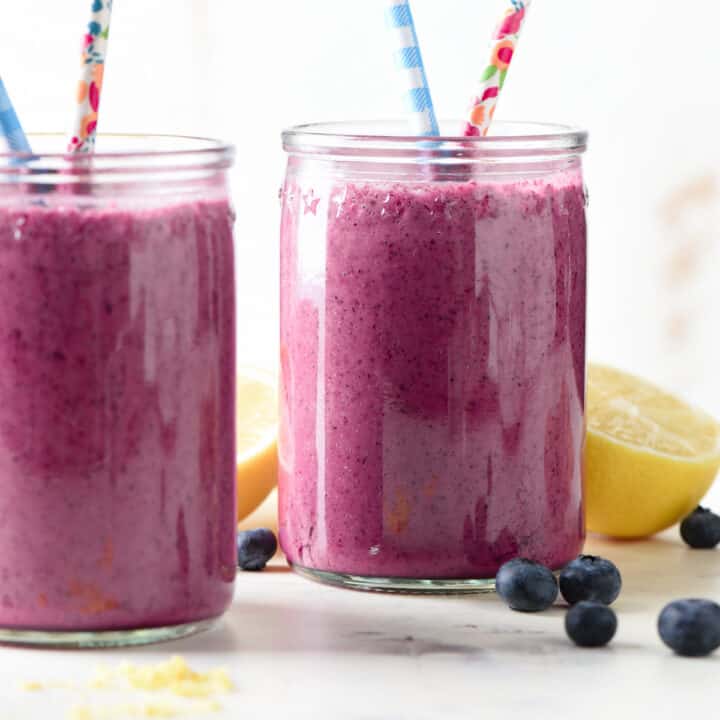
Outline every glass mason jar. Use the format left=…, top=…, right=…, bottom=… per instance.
left=279, top=121, right=588, bottom=592
left=0, top=135, right=237, bottom=645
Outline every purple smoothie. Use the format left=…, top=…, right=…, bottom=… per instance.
left=279, top=172, right=586, bottom=578
left=0, top=194, right=236, bottom=630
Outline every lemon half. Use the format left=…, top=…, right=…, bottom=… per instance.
left=586, top=364, right=720, bottom=538
left=236, top=368, right=278, bottom=522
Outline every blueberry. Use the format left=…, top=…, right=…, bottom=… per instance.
left=565, top=601, right=617, bottom=647
left=495, top=558, right=558, bottom=612
left=237, top=528, right=277, bottom=571
left=680, top=507, right=720, bottom=549
left=559, top=555, right=622, bottom=605
left=658, top=599, right=720, bottom=657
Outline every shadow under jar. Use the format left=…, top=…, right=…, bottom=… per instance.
left=0, top=135, right=237, bottom=645
left=279, top=121, right=588, bottom=592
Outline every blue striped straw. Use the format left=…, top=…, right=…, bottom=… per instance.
left=0, top=77, right=31, bottom=154
left=385, top=1, right=440, bottom=137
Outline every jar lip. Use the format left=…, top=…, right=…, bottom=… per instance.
left=283, top=119, right=587, bottom=159
left=0, top=133, right=235, bottom=163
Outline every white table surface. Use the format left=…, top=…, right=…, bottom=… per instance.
left=4, top=531, right=720, bottom=719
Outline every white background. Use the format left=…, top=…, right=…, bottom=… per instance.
left=2, top=0, right=719, bottom=496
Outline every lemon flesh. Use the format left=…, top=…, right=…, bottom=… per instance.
left=586, top=364, right=720, bottom=538
left=236, top=369, right=278, bottom=522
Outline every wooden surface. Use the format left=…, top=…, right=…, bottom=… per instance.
left=4, top=531, right=720, bottom=719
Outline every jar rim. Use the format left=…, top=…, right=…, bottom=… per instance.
left=0, top=133, right=235, bottom=190
left=0, top=133, right=235, bottom=163
left=282, top=120, right=587, bottom=161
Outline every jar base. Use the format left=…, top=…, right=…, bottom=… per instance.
left=291, top=563, right=497, bottom=594
left=0, top=617, right=219, bottom=649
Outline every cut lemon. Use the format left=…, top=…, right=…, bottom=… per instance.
left=236, top=368, right=278, bottom=522
left=586, top=364, right=720, bottom=538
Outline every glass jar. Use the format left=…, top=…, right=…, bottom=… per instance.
left=0, top=135, right=236, bottom=645
left=279, top=121, right=588, bottom=592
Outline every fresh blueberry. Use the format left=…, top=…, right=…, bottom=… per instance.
left=658, top=599, right=720, bottom=657
left=237, top=528, right=277, bottom=571
left=680, top=507, right=720, bottom=549
left=559, top=555, right=622, bottom=605
left=495, top=558, right=558, bottom=612
left=565, top=601, right=617, bottom=647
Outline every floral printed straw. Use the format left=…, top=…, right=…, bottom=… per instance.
left=464, top=0, right=531, bottom=137
left=67, top=0, right=113, bottom=153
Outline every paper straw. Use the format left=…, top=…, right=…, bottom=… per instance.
left=385, top=1, right=440, bottom=137
left=67, top=0, right=113, bottom=153
left=464, top=0, right=532, bottom=137
left=0, top=77, right=31, bottom=154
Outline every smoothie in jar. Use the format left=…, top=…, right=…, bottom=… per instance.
left=0, top=136, right=236, bottom=642
left=279, top=122, right=588, bottom=588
